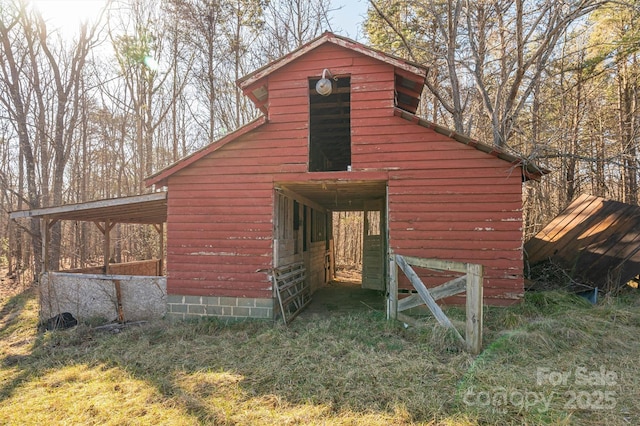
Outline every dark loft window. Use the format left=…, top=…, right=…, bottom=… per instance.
left=309, top=76, right=351, bottom=172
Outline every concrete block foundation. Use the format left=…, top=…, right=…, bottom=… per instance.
left=166, top=294, right=274, bottom=321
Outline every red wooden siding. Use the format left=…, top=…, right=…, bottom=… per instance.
left=381, top=124, right=522, bottom=303
left=164, top=40, right=525, bottom=304
left=165, top=43, right=396, bottom=299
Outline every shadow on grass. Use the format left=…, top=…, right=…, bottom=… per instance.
left=0, top=288, right=44, bottom=405
left=2, top=289, right=639, bottom=424
left=0, top=290, right=31, bottom=335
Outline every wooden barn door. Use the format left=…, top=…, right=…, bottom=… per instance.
left=362, top=198, right=385, bottom=291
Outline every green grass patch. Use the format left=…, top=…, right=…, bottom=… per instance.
left=1, top=288, right=639, bottom=425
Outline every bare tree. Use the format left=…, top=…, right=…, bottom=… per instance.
left=261, top=0, right=335, bottom=59
left=366, top=0, right=605, bottom=148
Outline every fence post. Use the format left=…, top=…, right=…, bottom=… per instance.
left=465, top=263, right=483, bottom=354
left=387, top=254, right=398, bottom=320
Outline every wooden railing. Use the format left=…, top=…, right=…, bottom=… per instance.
left=63, top=259, right=163, bottom=276
left=388, top=254, right=483, bottom=354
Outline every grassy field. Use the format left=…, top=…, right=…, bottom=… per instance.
left=1, top=285, right=639, bottom=425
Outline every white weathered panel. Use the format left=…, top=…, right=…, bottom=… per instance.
left=40, top=272, right=167, bottom=323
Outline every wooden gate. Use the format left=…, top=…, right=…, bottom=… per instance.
left=388, top=254, right=484, bottom=354
left=273, top=262, right=311, bottom=325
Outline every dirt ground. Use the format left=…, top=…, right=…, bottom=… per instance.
left=334, top=267, right=362, bottom=283
left=300, top=279, right=385, bottom=318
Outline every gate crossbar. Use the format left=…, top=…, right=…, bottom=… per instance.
left=389, top=254, right=483, bottom=354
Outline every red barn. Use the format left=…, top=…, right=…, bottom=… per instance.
left=146, top=32, right=543, bottom=321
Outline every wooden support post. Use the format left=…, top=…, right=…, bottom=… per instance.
left=154, top=223, right=164, bottom=276
left=97, top=220, right=115, bottom=275
left=465, top=263, right=483, bottom=354
left=41, top=217, right=49, bottom=274
left=104, top=221, right=110, bottom=275
left=387, top=253, right=398, bottom=320
left=114, top=279, right=124, bottom=323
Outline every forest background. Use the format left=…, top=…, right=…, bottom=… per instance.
left=1, top=0, right=638, bottom=283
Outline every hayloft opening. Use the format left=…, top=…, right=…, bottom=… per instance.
left=308, top=76, right=351, bottom=172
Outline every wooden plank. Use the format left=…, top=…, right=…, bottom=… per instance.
left=466, top=263, right=483, bottom=354
left=386, top=167, right=520, bottom=181
left=170, top=188, right=273, bottom=200
left=168, top=247, right=272, bottom=257
left=168, top=214, right=272, bottom=225
left=168, top=205, right=274, bottom=216
left=41, top=218, right=49, bottom=274
left=390, top=193, right=522, bottom=204
left=170, top=222, right=272, bottom=233
left=178, top=163, right=307, bottom=177
left=356, top=148, right=494, bottom=163
left=402, top=255, right=467, bottom=273
left=392, top=230, right=522, bottom=243
left=397, top=293, right=423, bottom=312
left=114, top=279, right=125, bottom=323
left=397, top=275, right=467, bottom=311
left=393, top=239, right=521, bottom=252
left=430, top=275, right=468, bottom=300
left=395, top=254, right=464, bottom=344
left=389, top=210, right=523, bottom=223
left=390, top=220, right=521, bottom=233
left=387, top=253, right=398, bottom=319
left=387, top=248, right=521, bottom=264
left=168, top=261, right=270, bottom=274
left=274, top=272, right=306, bottom=288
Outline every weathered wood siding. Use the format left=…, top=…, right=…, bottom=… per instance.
left=165, top=42, right=524, bottom=304
left=307, top=241, right=327, bottom=293
left=64, top=259, right=162, bottom=276
left=359, top=122, right=524, bottom=304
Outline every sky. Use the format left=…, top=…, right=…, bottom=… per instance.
left=329, top=0, right=370, bottom=41
left=32, top=0, right=106, bottom=30
left=32, top=0, right=370, bottom=41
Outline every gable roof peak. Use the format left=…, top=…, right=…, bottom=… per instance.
left=237, top=31, right=428, bottom=90
left=237, top=31, right=428, bottom=114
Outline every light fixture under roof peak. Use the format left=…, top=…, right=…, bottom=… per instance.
left=315, top=68, right=334, bottom=96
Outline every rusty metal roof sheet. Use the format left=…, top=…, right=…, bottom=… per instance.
left=525, top=194, right=640, bottom=291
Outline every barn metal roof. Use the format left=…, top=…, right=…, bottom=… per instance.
left=525, top=194, right=640, bottom=291
left=9, top=192, right=167, bottom=224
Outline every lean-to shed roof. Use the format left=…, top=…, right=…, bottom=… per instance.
left=9, top=192, right=167, bottom=224
left=525, top=194, right=640, bottom=291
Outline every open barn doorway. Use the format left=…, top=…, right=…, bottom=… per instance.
left=331, top=198, right=386, bottom=290
left=273, top=181, right=388, bottom=319
left=332, top=211, right=364, bottom=283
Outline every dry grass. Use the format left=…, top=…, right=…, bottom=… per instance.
left=1, top=285, right=639, bottom=425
